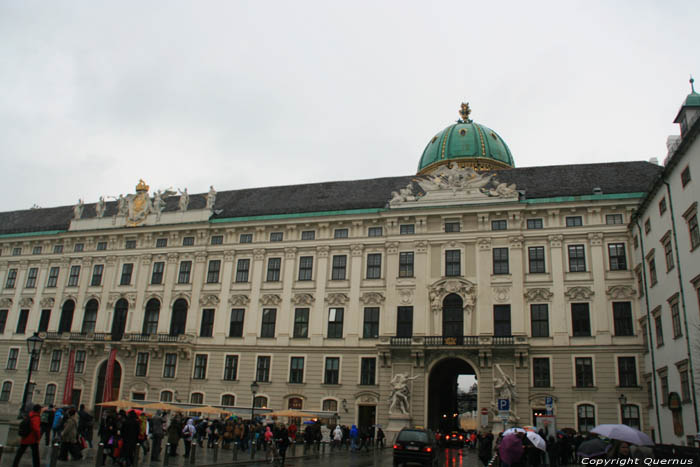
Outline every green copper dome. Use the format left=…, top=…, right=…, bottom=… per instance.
left=417, top=103, right=514, bottom=174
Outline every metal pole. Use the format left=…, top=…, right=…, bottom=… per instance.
left=163, top=443, right=170, bottom=466
left=49, top=442, right=59, bottom=467
left=134, top=443, right=140, bottom=467
left=233, top=439, right=238, bottom=461
left=19, top=351, right=36, bottom=417
left=251, top=440, right=256, bottom=459
left=189, top=443, right=196, bottom=464
left=213, top=440, right=218, bottom=462
left=95, top=442, right=104, bottom=467
left=0, top=444, right=3, bottom=463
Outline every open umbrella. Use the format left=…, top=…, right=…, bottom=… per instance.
left=142, top=402, right=182, bottom=412
left=526, top=431, right=546, bottom=451
left=266, top=409, right=312, bottom=418
left=498, top=434, right=524, bottom=465
left=194, top=406, right=229, bottom=416
left=97, top=399, right=133, bottom=409
left=577, top=438, right=611, bottom=458
left=591, top=424, right=654, bottom=446
left=503, top=427, right=526, bottom=436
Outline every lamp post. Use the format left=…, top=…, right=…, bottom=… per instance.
left=20, top=333, right=44, bottom=417
left=250, top=381, right=259, bottom=421
left=618, top=393, right=627, bottom=425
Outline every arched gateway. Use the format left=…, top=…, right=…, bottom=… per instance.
left=427, top=357, right=477, bottom=431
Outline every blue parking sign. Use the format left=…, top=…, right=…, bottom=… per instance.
left=498, top=399, right=510, bottom=411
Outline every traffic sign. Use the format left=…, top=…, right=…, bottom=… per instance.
left=545, top=396, right=553, bottom=415
left=498, top=399, right=510, bottom=411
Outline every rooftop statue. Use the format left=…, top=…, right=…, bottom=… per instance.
left=73, top=199, right=84, bottom=220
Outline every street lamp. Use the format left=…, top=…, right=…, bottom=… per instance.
left=20, top=333, right=44, bottom=417
left=250, top=381, right=259, bottom=421
left=618, top=394, right=627, bottom=424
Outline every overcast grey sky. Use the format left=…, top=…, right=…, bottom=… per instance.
left=0, top=1, right=697, bottom=212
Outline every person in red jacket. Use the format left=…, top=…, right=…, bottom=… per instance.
left=13, top=404, right=42, bottom=467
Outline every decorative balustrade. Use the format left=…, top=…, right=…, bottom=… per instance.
left=39, top=331, right=193, bottom=344
left=389, top=335, right=519, bottom=347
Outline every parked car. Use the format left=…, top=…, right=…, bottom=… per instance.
left=393, top=427, right=438, bottom=467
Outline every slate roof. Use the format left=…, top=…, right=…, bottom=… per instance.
left=0, top=161, right=662, bottom=236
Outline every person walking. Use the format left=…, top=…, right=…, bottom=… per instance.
left=150, top=411, right=164, bottom=461
left=58, top=408, right=82, bottom=461
left=40, top=404, right=54, bottom=446
left=182, top=418, right=196, bottom=457
left=12, top=404, right=42, bottom=467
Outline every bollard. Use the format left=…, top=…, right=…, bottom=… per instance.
left=163, top=444, right=170, bottom=466
left=50, top=443, right=60, bottom=467
left=213, top=441, right=218, bottom=462
left=95, top=442, right=104, bottom=467
left=250, top=441, right=255, bottom=459
left=134, top=443, right=140, bottom=467
left=189, top=443, right=196, bottom=465
left=322, top=442, right=326, bottom=454
left=232, top=441, right=238, bottom=461
left=0, top=444, right=3, bottom=463
left=291, top=440, right=296, bottom=456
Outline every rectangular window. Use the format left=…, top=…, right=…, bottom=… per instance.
left=331, top=255, right=347, bottom=280
left=74, top=350, right=86, bottom=374
left=24, top=268, right=38, bottom=289
left=0, top=309, right=7, bottom=333
left=688, top=213, right=700, bottom=250
left=444, top=221, right=460, bottom=233
left=571, top=303, right=591, bottom=337
left=178, top=261, right=192, bottom=284
left=324, top=357, right=339, bottom=384
left=527, top=218, right=543, bottom=229
left=32, top=246, right=42, bottom=255
left=493, top=248, right=509, bottom=275
left=399, top=252, right=414, bottom=278
left=0, top=382, right=11, bottom=401
left=659, top=198, right=667, bottom=215
left=260, top=308, right=276, bottom=338
left=660, top=374, right=669, bottom=404
left=151, top=262, right=164, bottom=284
left=206, top=260, right=221, bottom=283
left=270, top=232, right=283, bottom=242
left=575, top=357, right=594, bottom=387
left=193, top=354, right=208, bottom=379
left=493, top=305, right=511, bottom=337
left=680, top=368, right=691, bottom=401
left=654, top=314, right=664, bottom=346
left=568, top=245, right=586, bottom=272
left=648, top=257, right=657, bottom=286
left=120, top=263, right=133, bottom=285
left=396, top=306, right=413, bottom=338
left=91, top=264, right=104, bottom=286
left=235, top=259, right=250, bottom=283
left=608, top=243, right=627, bottom=271
left=239, top=233, right=253, bottom=243
left=293, top=308, right=309, bottom=338
left=298, top=230, right=314, bottom=241
left=531, top=304, right=549, bottom=337
left=124, top=240, right=136, bottom=249
left=366, top=253, right=382, bottom=279
left=613, top=302, right=634, bottom=336
left=533, top=358, right=550, bottom=387
left=135, top=352, right=149, bottom=376
left=200, top=309, right=215, bottom=337
left=528, top=246, right=545, bottom=273
left=16, top=309, right=29, bottom=334
left=6, top=348, right=18, bottom=369
left=182, top=236, right=194, bottom=246
left=74, top=243, right=84, bottom=252
left=46, top=267, right=59, bottom=288
left=399, top=224, right=414, bottom=235
left=328, top=308, right=344, bottom=338
left=663, top=238, right=674, bottom=271
left=223, top=355, right=238, bottom=381
left=681, top=166, right=691, bottom=187
left=334, top=228, right=348, bottom=239
left=229, top=309, right=244, bottom=337
left=156, top=238, right=167, bottom=248
left=363, top=307, right=379, bottom=338
left=298, top=256, right=313, bottom=281
left=566, top=216, right=583, bottom=227
left=491, top=219, right=507, bottom=231
left=96, top=242, right=107, bottom=251
left=163, top=353, right=177, bottom=378
left=50, top=350, right=62, bottom=372
left=266, top=257, right=281, bottom=282
left=210, top=235, right=223, bottom=245
left=445, top=250, right=461, bottom=277
left=53, top=244, right=63, bottom=254
left=5, top=269, right=17, bottom=288
left=289, top=357, right=304, bottom=384
left=12, top=247, right=21, bottom=256
left=671, top=300, right=682, bottom=338
left=38, top=309, right=51, bottom=333
left=644, top=219, right=651, bottom=234
left=368, top=227, right=383, bottom=237
left=606, top=214, right=624, bottom=225
left=618, top=357, right=637, bottom=387
left=256, top=356, right=271, bottom=382
left=360, top=357, right=376, bottom=385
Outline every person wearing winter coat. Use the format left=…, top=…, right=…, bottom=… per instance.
left=58, top=409, right=82, bottom=461
left=51, top=407, right=64, bottom=442
left=167, top=415, right=182, bottom=456
left=12, top=404, right=42, bottom=467
left=40, top=404, right=54, bottom=446
left=120, top=410, right=141, bottom=466
left=332, top=425, right=343, bottom=450
left=150, top=411, right=164, bottom=461
left=182, top=419, right=196, bottom=457
left=350, top=425, right=359, bottom=451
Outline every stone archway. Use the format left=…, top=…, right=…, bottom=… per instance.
left=427, top=357, right=477, bottom=431
left=94, top=359, right=122, bottom=406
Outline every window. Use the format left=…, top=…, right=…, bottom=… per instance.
left=298, top=256, right=313, bottom=281
left=681, top=166, right=691, bottom=187
left=53, top=244, right=63, bottom=254
left=444, top=221, right=460, bottom=232
left=229, top=309, right=244, bottom=337
left=210, top=235, right=223, bottom=245
left=142, top=299, right=159, bottom=335
left=324, top=357, right=339, bottom=384
left=368, top=227, right=382, bottom=237
left=16, top=310, right=29, bottom=334
left=91, top=264, right=104, bottom=286
left=622, top=405, right=640, bottom=430
left=533, top=358, right=550, bottom=387
left=24, top=268, right=38, bottom=288
left=239, top=233, right=253, bottom=243
left=270, top=232, right=283, bottom=242
left=49, top=350, right=62, bottom=372
left=223, top=355, right=238, bottom=381
left=156, top=238, right=167, bottom=248
left=618, top=357, right=637, bottom=387
left=178, top=261, right=192, bottom=284
left=671, top=300, right=682, bottom=338
left=0, top=310, right=6, bottom=333
left=266, top=258, right=281, bottom=282
left=644, top=219, right=651, bottom=234
left=491, top=220, right=507, bottom=230
left=289, top=357, right=304, bottom=383
left=331, top=255, right=347, bottom=280
left=396, top=306, right=413, bottom=338
left=74, top=351, right=86, bottom=373
left=493, top=305, right=511, bottom=336
left=235, top=259, right=250, bottom=282
left=46, top=267, right=59, bottom=288
left=200, top=309, right=215, bottom=337
left=82, top=300, right=98, bottom=333
left=577, top=404, right=596, bottom=432
left=680, top=367, right=691, bottom=401
left=363, top=307, right=379, bottom=338
left=58, top=300, right=75, bottom=333
left=360, top=358, right=376, bottom=385
left=568, top=245, right=586, bottom=272
left=399, top=252, right=414, bottom=277
left=366, top=253, right=381, bottom=279
left=322, top=399, right=338, bottom=412
left=527, top=218, right=543, bottom=229
left=575, top=357, right=594, bottom=387
left=566, top=216, right=583, bottom=227
left=124, top=240, right=136, bottom=249
left=636, top=270, right=644, bottom=298
left=654, top=314, right=664, bottom=346
left=120, top=263, right=133, bottom=285
left=74, top=243, right=84, bottom=252
left=493, top=248, right=509, bottom=275
left=572, top=303, right=591, bottom=337
left=160, top=391, right=173, bottom=402
left=606, top=214, right=623, bottom=225
left=445, top=250, right=461, bottom=276
left=44, top=383, right=56, bottom=406
left=253, top=396, right=268, bottom=408
left=399, top=224, right=415, bottom=235
left=687, top=211, right=700, bottom=250
left=659, top=198, right=667, bottom=215
left=38, top=309, right=51, bottom=333
left=608, top=243, right=627, bottom=271
left=301, top=230, right=315, bottom=241
left=221, top=394, right=235, bottom=407
left=135, top=352, right=149, bottom=376
left=203, top=259, right=221, bottom=284
left=182, top=237, right=194, bottom=246
left=293, top=308, right=309, bottom=338
left=151, top=262, right=164, bottom=284
left=633, top=235, right=639, bottom=249
left=663, top=237, right=674, bottom=271
left=5, top=269, right=17, bottom=288
left=32, top=246, right=42, bottom=255
left=0, top=382, right=12, bottom=401
left=163, top=353, right=177, bottom=378
left=256, top=356, right=271, bottom=382
left=190, top=393, right=203, bottom=405
left=260, top=308, right=276, bottom=338
left=531, top=304, right=549, bottom=337
left=193, top=354, right=208, bottom=379
left=613, top=302, right=634, bottom=336
left=334, top=228, right=348, bottom=239
left=12, top=247, right=21, bottom=256
left=96, top=242, right=107, bottom=251
left=7, top=348, right=19, bottom=369
left=328, top=308, right=344, bottom=338
left=528, top=247, right=545, bottom=273
left=67, top=265, right=81, bottom=286
left=660, top=373, right=669, bottom=404
left=648, top=257, right=657, bottom=286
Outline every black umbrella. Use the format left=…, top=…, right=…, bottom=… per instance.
left=577, top=438, right=611, bottom=458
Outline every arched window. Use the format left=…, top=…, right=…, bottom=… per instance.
left=288, top=397, right=303, bottom=409
left=58, top=300, right=75, bottom=333
left=0, top=381, right=12, bottom=401
left=111, top=299, right=128, bottom=341
left=44, top=383, right=57, bottom=406
left=442, top=294, right=463, bottom=339
left=143, top=299, right=160, bottom=335
left=190, top=392, right=204, bottom=405
left=82, top=299, right=99, bottom=333
left=160, top=390, right=173, bottom=402
left=170, top=299, right=188, bottom=336
left=622, top=404, right=640, bottom=430
left=253, top=396, right=268, bottom=408
left=577, top=404, right=596, bottom=433
left=221, top=394, right=235, bottom=407
left=322, top=399, right=338, bottom=412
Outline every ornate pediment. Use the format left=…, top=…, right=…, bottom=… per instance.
left=325, top=293, right=350, bottom=306
left=291, top=293, right=315, bottom=306
left=606, top=285, right=637, bottom=299
left=19, top=297, right=34, bottom=308
left=428, top=278, right=476, bottom=314
left=229, top=294, right=250, bottom=307
left=40, top=297, right=55, bottom=308
left=524, top=288, right=553, bottom=302
left=199, top=294, right=220, bottom=307
left=107, top=292, right=137, bottom=309
left=259, top=294, right=282, bottom=306
left=0, top=297, right=12, bottom=308
left=359, top=292, right=385, bottom=305
left=564, top=286, right=594, bottom=301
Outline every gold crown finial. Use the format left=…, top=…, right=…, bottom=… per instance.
left=459, top=102, right=472, bottom=122
left=135, top=179, right=149, bottom=192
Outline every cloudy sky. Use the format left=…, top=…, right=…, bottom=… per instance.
left=0, top=1, right=697, bottom=212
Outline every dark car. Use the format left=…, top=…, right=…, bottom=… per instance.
left=393, top=427, right=438, bottom=467
left=444, top=430, right=466, bottom=448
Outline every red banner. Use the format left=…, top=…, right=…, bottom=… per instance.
left=102, top=349, right=118, bottom=403
left=62, top=350, right=76, bottom=405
